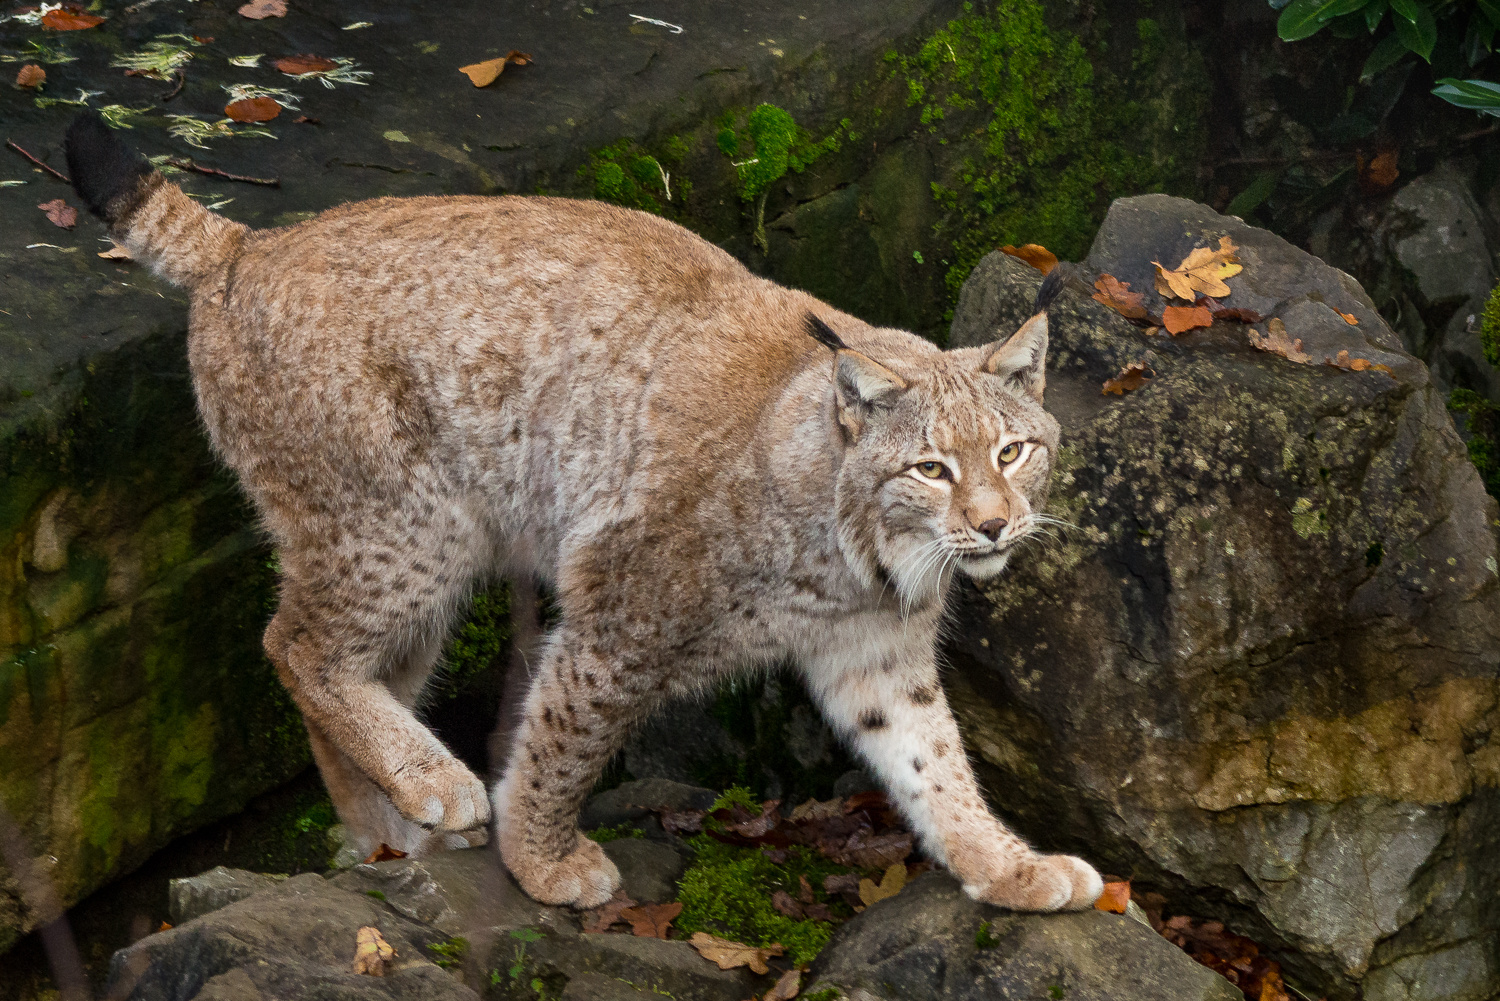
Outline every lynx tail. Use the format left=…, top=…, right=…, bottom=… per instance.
left=64, top=110, right=247, bottom=289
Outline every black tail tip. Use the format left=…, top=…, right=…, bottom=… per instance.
left=64, top=110, right=151, bottom=220
left=1032, top=264, right=1070, bottom=316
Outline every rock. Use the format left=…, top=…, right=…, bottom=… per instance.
left=806, top=873, right=1242, bottom=1001
left=168, top=867, right=286, bottom=925
left=580, top=779, right=718, bottom=831
left=600, top=839, right=689, bottom=905
left=107, top=873, right=478, bottom=1001
left=946, top=195, right=1500, bottom=1000
left=559, top=972, right=669, bottom=1000
left=832, top=769, right=880, bottom=798
left=329, top=848, right=562, bottom=935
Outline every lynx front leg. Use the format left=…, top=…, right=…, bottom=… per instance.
left=802, top=647, right=1102, bottom=912
left=492, top=628, right=641, bottom=908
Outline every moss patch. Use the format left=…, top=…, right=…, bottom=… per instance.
left=1449, top=388, right=1500, bottom=500
left=1482, top=282, right=1500, bottom=369
left=580, top=135, right=694, bottom=215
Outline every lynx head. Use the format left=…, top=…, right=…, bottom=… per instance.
left=809, top=309, right=1060, bottom=609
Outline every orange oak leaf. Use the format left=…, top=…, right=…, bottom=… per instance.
left=581, top=889, right=637, bottom=933
left=16, top=63, right=46, bottom=88
left=225, top=96, right=282, bottom=122
left=1092, top=274, right=1149, bottom=320
left=1162, top=304, right=1213, bottom=335
left=352, top=925, right=394, bottom=976
left=1153, top=236, right=1241, bottom=300
left=1337, top=310, right=1359, bottom=325
left=458, top=50, right=533, bottom=88
left=238, top=0, right=287, bottom=17
left=1247, top=318, right=1312, bottom=365
left=1325, top=350, right=1392, bottom=375
left=620, top=901, right=682, bottom=939
left=274, top=54, right=337, bottom=75
left=362, top=843, right=407, bottom=864
left=688, top=932, right=784, bottom=975
left=41, top=7, right=104, bottom=30
left=999, top=243, right=1058, bottom=275
left=38, top=198, right=77, bottom=229
left=1094, top=880, right=1131, bottom=914
left=1102, top=361, right=1153, bottom=395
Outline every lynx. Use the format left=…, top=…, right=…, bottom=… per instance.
left=65, top=112, right=1102, bottom=912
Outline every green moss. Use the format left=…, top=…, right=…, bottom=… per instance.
left=717, top=105, right=843, bottom=251
left=802, top=990, right=842, bottom=1001
left=581, top=135, right=696, bottom=215
left=435, top=584, right=510, bottom=700
left=887, top=0, right=1204, bottom=302
left=1482, top=283, right=1500, bottom=369
left=428, top=935, right=469, bottom=969
left=585, top=823, right=645, bottom=843
left=1449, top=388, right=1500, bottom=500
left=975, top=919, right=1000, bottom=948
left=708, top=785, right=761, bottom=813
left=674, top=835, right=852, bottom=967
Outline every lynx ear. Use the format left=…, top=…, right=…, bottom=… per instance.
left=981, top=312, right=1048, bottom=403
left=806, top=313, right=908, bottom=412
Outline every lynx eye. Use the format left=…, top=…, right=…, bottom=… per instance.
left=915, top=461, right=949, bottom=480
left=998, top=442, right=1022, bottom=465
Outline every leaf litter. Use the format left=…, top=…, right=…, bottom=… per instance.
left=274, top=54, right=372, bottom=87
left=16, top=63, right=45, bottom=88
left=38, top=198, right=77, bottom=229
left=1102, top=361, right=1153, bottom=395
left=352, top=926, right=395, bottom=976
left=458, top=50, right=533, bottom=87
left=111, top=35, right=202, bottom=79
left=1153, top=236, right=1242, bottom=300
left=689, top=932, right=784, bottom=975
left=1000, top=243, right=1058, bottom=275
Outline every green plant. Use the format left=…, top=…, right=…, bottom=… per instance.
left=716, top=104, right=842, bottom=252
left=502, top=926, right=546, bottom=984
left=1449, top=388, right=1500, bottom=498
left=801, top=989, right=843, bottom=1001
left=1481, top=282, right=1500, bottom=367
left=975, top=919, right=1000, bottom=948
left=1270, top=0, right=1500, bottom=111
left=582, top=135, right=694, bottom=215
left=365, top=889, right=387, bottom=901
left=585, top=823, right=645, bottom=843
left=427, top=935, right=469, bottom=969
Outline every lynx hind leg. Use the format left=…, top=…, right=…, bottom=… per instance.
left=493, top=629, right=641, bottom=909
left=802, top=649, right=1102, bottom=913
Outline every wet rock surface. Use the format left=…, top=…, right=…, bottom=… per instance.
left=946, top=196, right=1500, bottom=999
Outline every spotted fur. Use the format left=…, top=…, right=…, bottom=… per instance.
left=71, top=121, right=1101, bottom=911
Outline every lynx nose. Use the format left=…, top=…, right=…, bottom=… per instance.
left=977, top=518, right=1007, bottom=542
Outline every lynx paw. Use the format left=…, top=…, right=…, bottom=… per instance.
left=504, top=832, right=621, bottom=909
left=387, top=755, right=491, bottom=832
left=963, top=853, right=1103, bottom=912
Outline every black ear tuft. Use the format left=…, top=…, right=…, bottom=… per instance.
left=804, top=313, right=849, bottom=352
left=1032, top=265, right=1067, bottom=316
left=65, top=111, right=151, bottom=220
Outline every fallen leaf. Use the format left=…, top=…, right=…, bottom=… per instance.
left=1337, top=310, right=1359, bottom=325
left=275, top=53, right=337, bottom=75
left=1153, top=236, right=1242, bottom=301
left=788, top=798, right=843, bottom=823
left=1200, top=296, right=1265, bottom=324
left=1094, top=880, right=1131, bottom=914
left=41, top=7, right=104, bottom=30
left=237, top=0, right=286, bottom=18
left=764, top=968, right=802, bottom=1001
left=38, top=198, right=77, bottom=229
left=620, top=901, right=682, bottom=939
left=837, top=829, right=912, bottom=869
left=1247, top=318, right=1312, bottom=365
left=581, top=889, right=637, bottom=933
left=688, top=932, right=784, bottom=975
left=771, top=889, right=805, bottom=920
left=362, top=844, right=407, bottom=864
left=352, top=925, right=395, bottom=976
left=293, top=115, right=321, bottom=125
left=858, top=862, right=907, bottom=907
left=1159, top=913, right=1289, bottom=1001
left=1325, top=350, right=1393, bottom=375
left=458, top=50, right=533, bottom=88
left=660, top=808, right=706, bottom=834
left=225, top=96, right=282, bottom=123
left=98, top=243, right=132, bottom=260
left=1358, top=148, right=1399, bottom=192
left=1092, top=274, right=1149, bottom=320
left=193, top=34, right=215, bottom=43
left=1162, top=304, right=1213, bottom=335
left=1102, top=361, right=1153, bottom=395
left=16, top=63, right=45, bottom=88
left=798, top=874, right=816, bottom=906
left=823, top=872, right=860, bottom=901
left=1000, top=243, right=1058, bottom=275
left=157, top=920, right=173, bottom=932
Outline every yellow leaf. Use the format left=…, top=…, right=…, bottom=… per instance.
left=1154, top=236, right=1242, bottom=301
left=458, top=50, right=533, bottom=87
left=688, top=932, right=784, bottom=975
left=352, top=925, right=394, bottom=976
left=858, top=862, right=907, bottom=907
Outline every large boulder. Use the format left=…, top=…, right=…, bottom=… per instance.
left=945, top=195, right=1500, bottom=1000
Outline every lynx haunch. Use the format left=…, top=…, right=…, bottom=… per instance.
left=65, top=111, right=1101, bottom=912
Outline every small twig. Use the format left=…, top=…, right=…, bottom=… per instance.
left=6, top=139, right=69, bottom=183
left=165, top=157, right=279, bottom=186
left=161, top=69, right=186, bottom=103
left=628, top=14, right=683, bottom=33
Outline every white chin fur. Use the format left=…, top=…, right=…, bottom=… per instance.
left=960, top=551, right=1011, bottom=580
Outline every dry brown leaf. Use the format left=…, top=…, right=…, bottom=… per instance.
left=798, top=874, right=816, bottom=906
left=1247, top=318, right=1312, bottom=365
left=352, top=925, right=394, bottom=976
left=999, top=243, right=1058, bottom=275
left=858, top=862, right=907, bottom=907
left=620, top=901, right=682, bottom=939
left=41, top=7, right=104, bottom=30
left=99, top=243, right=132, bottom=260
left=688, top=932, right=784, bottom=975
left=1337, top=310, right=1358, bottom=325
left=1359, top=149, right=1399, bottom=192
left=1162, top=304, right=1213, bottom=335
left=764, top=968, right=802, bottom=1001
left=581, top=889, right=637, bottom=933
left=770, top=889, right=804, bottom=920
left=1325, top=350, right=1392, bottom=375
left=16, top=63, right=45, bottom=88
left=275, top=53, right=338, bottom=75
left=1153, top=236, right=1242, bottom=301
left=225, top=96, right=282, bottom=123
left=362, top=843, right=407, bottom=864
left=38, top=198, right=77, bottom=229
left=157, top=920, right=173, bottom=932
left=839, top=829, right=912, bottom=869
left=1091, top=274, right=1149, bottom=320
left=788, top=798, right=843, bottom=823
left=1094, top=880, right=1130, bottom=914
left=238, top=0, right=286, bottom=17
left=1101, top=361, right=1153, bottom=395
left=458, top=50, right=533, bottom=87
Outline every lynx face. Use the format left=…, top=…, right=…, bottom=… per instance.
left=829, top=314, right=1059, bottom=610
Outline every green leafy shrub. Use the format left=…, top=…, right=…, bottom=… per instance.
left=1482, top=282, right=1500, bottom=367
left=1449, top=388, right=1500, bottom=498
